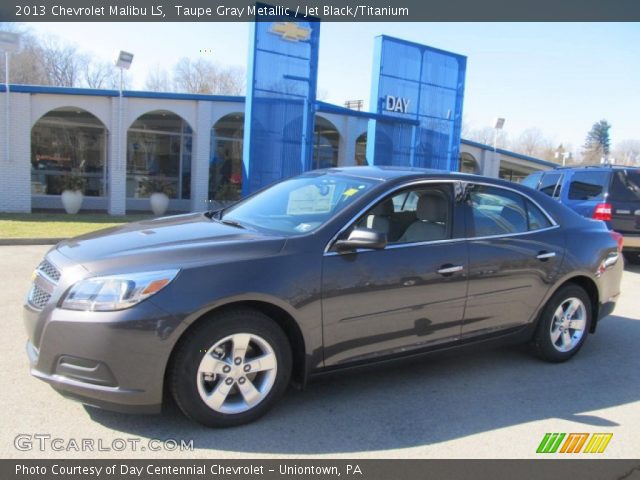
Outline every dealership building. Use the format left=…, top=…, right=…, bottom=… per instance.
left=0, top=84, right=555, bottom=215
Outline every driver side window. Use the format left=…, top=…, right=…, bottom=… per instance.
left=358, top=185, right=453, bottom=245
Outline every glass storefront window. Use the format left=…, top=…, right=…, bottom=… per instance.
left=31, top=108, right=107, bottom=196
left=313, top=116, right=340, bottom=169
left=459, top=153, right=479, bottom=174
left=355, top=132, right=367, bottom=165
left=126, top=110, right=192, bottom=199
left=210, top=113, right=244, bottom=202
left=499, top=165, right=535, bottom=183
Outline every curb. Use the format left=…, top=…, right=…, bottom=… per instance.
left=0, top=238, right=66, bottom=246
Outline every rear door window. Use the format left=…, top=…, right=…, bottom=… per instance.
left=538, top=173, right=563, bottom=199
left=609, top=169, right=640, bottom=202
left=567, top=171, right=609, bottom=201
left=466, top=185, right=554, bottom=237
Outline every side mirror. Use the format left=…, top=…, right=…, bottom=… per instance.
left=334, top=227, right=387, bottom=252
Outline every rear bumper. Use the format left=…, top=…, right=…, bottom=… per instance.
left=622, top=233, right=640, bottom=250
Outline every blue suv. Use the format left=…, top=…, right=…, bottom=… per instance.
left=523, top=165, right=640, bottom=264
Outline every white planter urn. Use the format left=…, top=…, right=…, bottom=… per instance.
left=150, top=192, right=170, bottom=216
left=61, top=190, right=84, bottom=214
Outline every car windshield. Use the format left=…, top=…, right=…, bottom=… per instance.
left=217, top=173, right=380, bottom=235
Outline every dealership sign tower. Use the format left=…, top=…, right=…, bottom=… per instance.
left=242, top=7, right=467, bottom=194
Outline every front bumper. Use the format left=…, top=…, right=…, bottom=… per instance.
left=24, top=299, right=181, bottom=414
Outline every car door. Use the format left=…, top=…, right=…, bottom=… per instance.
left=321, top=181, right=469, bottom=367
left=461, top=182, right=565, bottom=338
left=608, top=168, right=640, bottom=236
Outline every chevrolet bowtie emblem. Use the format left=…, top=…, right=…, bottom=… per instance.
left=270, top=22, right=311, bottom=42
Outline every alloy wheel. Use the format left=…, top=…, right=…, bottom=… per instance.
left=549, top=297, right=587, bottom=353
left=196, top=333, right=278, bottom=414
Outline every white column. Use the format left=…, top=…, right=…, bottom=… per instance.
left=191, top=100, right=211, bottom=212
left=108, top=96, right=126, bottom=215
left=481, top=149, right=501, bottom=178
left=0, top=92, right=31, bottom=213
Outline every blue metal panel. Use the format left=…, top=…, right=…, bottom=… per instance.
left=242, top=8, right=320, bottom=195
left=367, top=36, right=466, bottom=171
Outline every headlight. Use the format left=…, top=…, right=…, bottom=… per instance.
left=61, top=269, right=179, bottom=311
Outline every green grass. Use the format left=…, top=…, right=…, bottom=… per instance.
left=0, top=213, right=154, bottom=239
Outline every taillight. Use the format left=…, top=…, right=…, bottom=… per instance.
left=610, top=231, right=623, bottom=252
left=593, top=202, right=612, bottom=221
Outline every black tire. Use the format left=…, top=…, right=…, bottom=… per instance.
left=623, top=251, right=640, bottom=265
left=169, top=308, right=292, bottom=428
left=530, top=284, right=592, bottom=363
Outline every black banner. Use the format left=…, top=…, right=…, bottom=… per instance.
left=1, top=0, right=640, bottom=22
left=3, top=460, right=640, bottom=480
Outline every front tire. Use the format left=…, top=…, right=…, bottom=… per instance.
left=169, top=308, right=292, bottom=427
left=530, top=284, right=592, bottom=362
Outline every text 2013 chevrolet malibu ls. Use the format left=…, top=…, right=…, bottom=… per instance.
left=24, top=167, right=623, bottom=427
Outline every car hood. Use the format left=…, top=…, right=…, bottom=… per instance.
left=55, top=213, right=287, bottom=272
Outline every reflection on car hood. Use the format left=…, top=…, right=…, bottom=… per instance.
left=55, top=213, right=287, bottom=271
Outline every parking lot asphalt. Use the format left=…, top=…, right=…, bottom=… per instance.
left=1, top=245, right=639, bottom=459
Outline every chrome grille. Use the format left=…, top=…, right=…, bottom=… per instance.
left=28, top=257, right=60, bottom=310
left=37, top=259, right=61, bottom=282
left=28, top=283, right=52, bottom=310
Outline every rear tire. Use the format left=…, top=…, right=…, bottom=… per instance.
left=169, top=308, right=292, bottom=428
left=530, top=284, right=592, bottom=363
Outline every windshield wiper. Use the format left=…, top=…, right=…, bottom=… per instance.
left=219, top=218, right=246, bottom=229
left=204, top=209, right=224, bottom=220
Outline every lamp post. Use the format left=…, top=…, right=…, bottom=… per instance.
left=493, top=117, right=505, bottom=152
left=0, top=31, right=21, bottom=165
left=114, top=51, right=133, bottom=173
left=554, top=145, right=571, bottom=166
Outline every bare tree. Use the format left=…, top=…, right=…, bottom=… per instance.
left=512, top=128, right=553, bottom=157
left=466, top=126, right=507, bottom=148
left=613, top=139, right=640, bottom=166
left=174, top=58, right=213, bottom=93
left=38, top=36, right=85, bottom=87
left=173, top=57, right=244, bottom=95
left=0, top=23, right=48, bottom=85
left=144, top=64, right=173, bottom=92
left=215, top=66, right=244, bottom=96
left=83, top=60, right=120, bottom=89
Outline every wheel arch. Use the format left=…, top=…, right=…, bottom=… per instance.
left=542, top=274, right=600, bottom=333
left=164, top=299, right=309, bottom=396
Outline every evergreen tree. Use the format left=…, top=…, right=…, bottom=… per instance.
left=583, top=120, right=611, bottom=164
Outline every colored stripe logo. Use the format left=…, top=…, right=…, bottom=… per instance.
left=537, top=433, right=612, bottom=454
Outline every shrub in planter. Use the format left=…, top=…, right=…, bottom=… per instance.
left=140, top=177, right=176, bottom=216
left=60, top=175, right=86, bottom=214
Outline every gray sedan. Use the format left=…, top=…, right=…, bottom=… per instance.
left=24, top=167, right=623, bottom=427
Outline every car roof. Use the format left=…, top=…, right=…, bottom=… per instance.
left=552, top=165, right=630, bottom=173
left=311, top=165, right=533, bottom=192
left=320, top=165, right=474, bottom=182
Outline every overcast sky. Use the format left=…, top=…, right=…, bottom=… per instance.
left=28, top=22, right=640, bottom=151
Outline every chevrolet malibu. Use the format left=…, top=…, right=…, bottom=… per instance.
left=24, top=167, right=624, bottom=427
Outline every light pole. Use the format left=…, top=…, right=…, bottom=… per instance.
left=0, top=31, right=21, bottom=165
left=493, top=117, right=505, bottom=152
left=114, top=51, right=133, bottom=174
left=554, top=145, right=571, bottom=166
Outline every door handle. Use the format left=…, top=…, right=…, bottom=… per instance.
left=536, top=251, right=556, bottom=261
left=437, top=264, right=464, bottom=275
